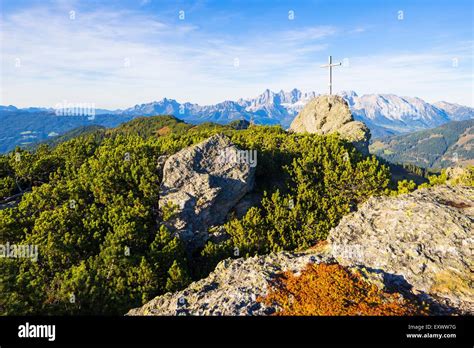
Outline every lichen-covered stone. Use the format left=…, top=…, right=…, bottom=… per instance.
left=159, top=134, right=256, bottom=248
left=128, top=185, right=473, bottom=316
left=127, top=251, right=333, bottom=316
left=329, top=185, right=474, bottom=314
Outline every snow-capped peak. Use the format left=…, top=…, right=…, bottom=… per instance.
left=113, top=88, right=472, bottom=136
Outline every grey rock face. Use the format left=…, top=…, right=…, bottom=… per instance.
left=330, top=185, right=474, bottom=314
left=289, top=95, right=371, bottom=155
left=159, top=134, right=256, bottom=248
left=127, top=251, right=333, bottom=316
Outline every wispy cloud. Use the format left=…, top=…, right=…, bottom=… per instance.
left=282, top=26, right=337, bottom=42
left=0, top=5, right=339, bottom=107
left=348, top=27, right=366, bottom=34
left=284, top=45, right=474, bottom=106
left=1, top=1, right=472, bottom=108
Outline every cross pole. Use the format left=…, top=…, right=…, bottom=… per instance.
left=320, top=56, right=342, bottom=95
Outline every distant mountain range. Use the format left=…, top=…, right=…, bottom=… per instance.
left=1, top=89, right=473, bottom=153
left=109, top=89, right=474, bottom=137
left=116, top=88, right=318, bottom=128
left=370, top=119, right=474, bottom=169
left=344, top=92, right=473, bottom=138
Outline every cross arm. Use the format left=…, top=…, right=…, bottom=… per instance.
left=320, top=62, right=342, bottom=68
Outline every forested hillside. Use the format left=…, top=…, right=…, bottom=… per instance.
left=370, top=119, right=474, bottom=169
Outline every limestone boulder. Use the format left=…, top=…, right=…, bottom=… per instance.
left=329, top=185, right=474, bottom=314
left=290, top=95, right=371, bottom=155
left=159, top=134, right=256, bottom=248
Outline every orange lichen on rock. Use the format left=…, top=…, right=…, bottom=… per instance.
left=258, top=263, right=428, bottom=316
left=156, top=126, right=171, bottom=136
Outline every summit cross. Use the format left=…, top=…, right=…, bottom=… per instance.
left=320, top=55, right=342, bottom=95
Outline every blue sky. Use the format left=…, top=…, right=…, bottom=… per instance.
left=1, top=0, right=473, bottom=108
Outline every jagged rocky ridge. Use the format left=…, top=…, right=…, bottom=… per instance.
left=118, top=90, right=474, bottom=138
left=128, top=184, right=473, bottom=316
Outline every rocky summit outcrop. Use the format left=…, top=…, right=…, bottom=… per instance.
left=130, top=185, right=473, bottom=316
left=159, top=134, right=256, bottom=248
left=330, top=185, right=474, bottom=314
left=289, top=95, right=370, bottom=155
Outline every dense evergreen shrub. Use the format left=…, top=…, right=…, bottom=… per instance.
left=0, top=117, right=392, bottom=314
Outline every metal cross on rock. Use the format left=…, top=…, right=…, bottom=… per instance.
left=320, top=56, right=342, bottom=95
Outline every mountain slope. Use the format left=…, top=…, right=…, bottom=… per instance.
left=433, top=101, right=474, bottom=121
left=1, top=89, right=472, bottom=153
left=119, top=90, right=473, bottom=136
left=370, top=119, right=474, bottom=168
left=0, top=110, right=135, bottom=153
left=351, top=94, right=451, bottom=137
left=25, top=125, right=106, bottom=150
